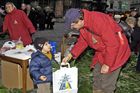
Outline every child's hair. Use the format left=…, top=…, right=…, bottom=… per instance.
left=34, top=37, right=48, bottom=51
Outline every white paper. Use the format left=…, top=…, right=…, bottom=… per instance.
left=2, top=45, right=36, bottom=60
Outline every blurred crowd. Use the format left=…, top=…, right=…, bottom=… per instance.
left=0, top=3, right=55, bottom=32
left=0, top=6, right=5, bottom=32
left=107, top=8, right=140, bottom=72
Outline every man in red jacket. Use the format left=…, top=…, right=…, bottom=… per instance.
left=3, top=2, right=36, bottom=46
left=62, top=8, right=131, bottom=93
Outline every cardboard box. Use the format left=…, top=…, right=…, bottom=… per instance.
left=1, top=60, right=34, bottom=90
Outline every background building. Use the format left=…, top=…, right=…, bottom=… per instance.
left=106, top=0, right=132, bottom=12
left=130, top=0, right=140, bottom=12
left=0, top=0, right=108, bottom=17
left=2, top=0, right=140, bottom=17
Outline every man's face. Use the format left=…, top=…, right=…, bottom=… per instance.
left=5, top=4, right=14, bottom=13
left=71, top=19, right=84, bottom=30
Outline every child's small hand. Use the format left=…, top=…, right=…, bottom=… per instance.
left=39, top=75, right=47, bottom=81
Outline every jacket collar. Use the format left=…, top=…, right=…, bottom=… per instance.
left=9, top=8, right=17, bottom=14
left=82, top=9, right=93, bottom=31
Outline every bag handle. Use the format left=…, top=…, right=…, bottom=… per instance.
left=60, top=62, right=70, bottom=68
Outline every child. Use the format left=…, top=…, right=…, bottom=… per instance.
left=29, top=37, right=53, bottom=93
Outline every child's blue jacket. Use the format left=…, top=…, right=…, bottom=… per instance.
left=29, top=50, right=52, bottom=84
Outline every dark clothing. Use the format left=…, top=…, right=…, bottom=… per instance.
left=29, top=50, right=52, bottom=84
left=27, top=10, right=38, bottom=30
left=0, top=15, right=3, bottom=32
left=45, top=11, right=55, bottom=29
left=37, top=10, right=46, bottom=30
left=137, top=54, right=140, bottom=72
left=131, top=27, right=140, bottom=71
left=134, top=14, right=140, bottom=19
left=131, top=27, right=140, bottom=52
left=118, top=20, right=132, bottom=43
left=131, top=27, right=140, bottom=42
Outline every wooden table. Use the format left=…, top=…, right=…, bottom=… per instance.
left=0, top=54, right=29, bottom=93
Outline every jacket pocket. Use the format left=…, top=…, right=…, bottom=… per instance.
left=91, top=35, right=105, bottom=51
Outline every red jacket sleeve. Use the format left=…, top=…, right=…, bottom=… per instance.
left=3, top=16, right=8, bottom=32
left=21, top=10, right=36, bottom=34
left=71, top=32, right=88, bottom=59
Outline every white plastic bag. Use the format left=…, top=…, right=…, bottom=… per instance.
left=53, top=63, right=78, bottom=93
left=0, top=41, right=16, bottom=54
left=54, top=52, right=61, bottom=63
left=2, top=41, right=16, bottom=48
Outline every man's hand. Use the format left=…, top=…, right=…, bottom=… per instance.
left=101, top=64, right=109, bottom=74
left=39, top=75, right=47, bottom=81
left=62, top=53, right=72, bottom=63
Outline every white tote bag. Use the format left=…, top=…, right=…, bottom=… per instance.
left=53, top=63, right=78, bottom=93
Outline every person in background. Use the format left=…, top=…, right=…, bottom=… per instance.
left=62, top=8, right=131, bottom=93
left=0, top=14, right=3, bottom=32
left=114, top=14, right=132, bottom=44
left=36, top=6, right=45, bottom=30
left=125, top=17, right=136, bottom=43
left=0, top=6, right=5, bottom=32
left=21, top=3, right=26, bottom=13
left=44, top=6, right=55, bottom=30
left=3, top=2, right=36, bottom=46
left=29, top=37, right=53, bottom=93
left=121, top=11, right=130, bottom=21
left=131, top=17, right=140, bottom=72
left=130, top=8, right=140, bottom=19
left=48, top=8, right=55, bottom=30
left=26, top=4, right=38, bottom=30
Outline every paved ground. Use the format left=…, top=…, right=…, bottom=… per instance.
left=0, top=22, right=67, bottom=51
left=33, top=22, right=67, bottom=52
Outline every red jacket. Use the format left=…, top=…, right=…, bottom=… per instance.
left=71, top=9, right=131, bottom=72
left=3, top=9, right=36, bottom=46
